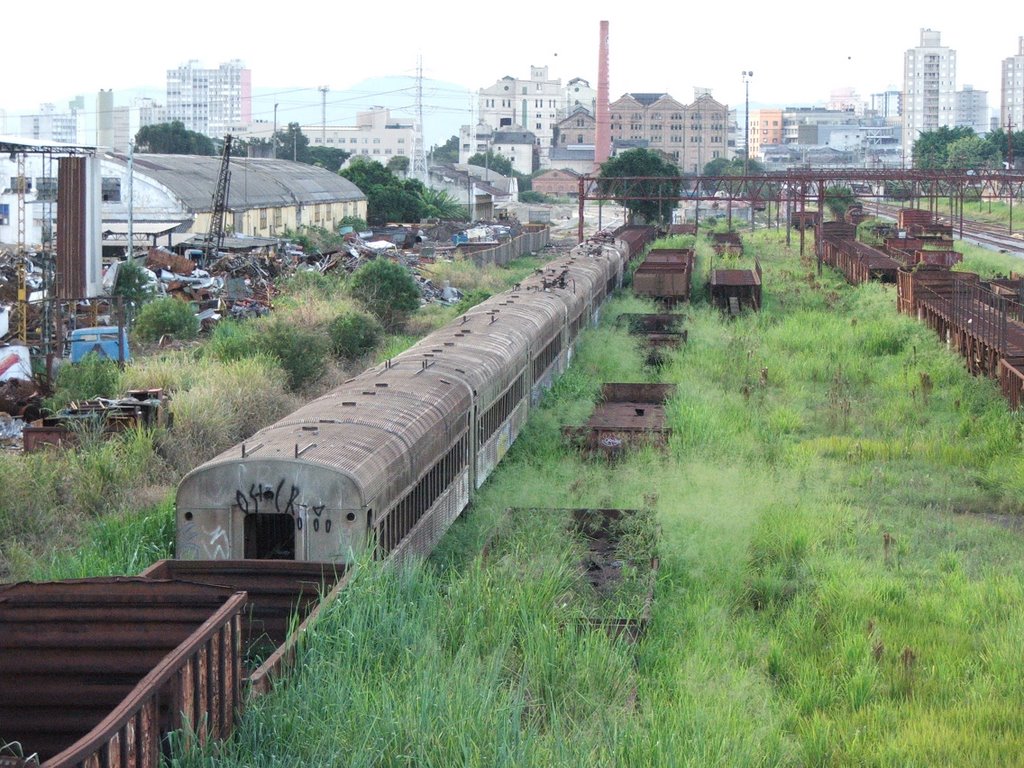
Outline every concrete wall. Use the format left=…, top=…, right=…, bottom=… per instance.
left=455, top=226, right=550, bottom=267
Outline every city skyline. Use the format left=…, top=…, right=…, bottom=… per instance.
left=1, top=3, right=1017, bottom=134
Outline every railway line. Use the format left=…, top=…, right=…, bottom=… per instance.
left=0, top=223, right=658, bottom=768
left=868, top=201, right=1024, bottom=255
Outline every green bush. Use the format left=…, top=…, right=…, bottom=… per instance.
left=349, top=258, right=420, bottom=330
left=258, top=317, right=329, bottom=390
left=205, top=319, right=261, bottom=362
left=133, top=297, right=199, bottom=342
left=328, top=312, right=383, bottom=360
left=452, top=288, right=492, bottom=315
left=45, top=353, right=122, bottom=413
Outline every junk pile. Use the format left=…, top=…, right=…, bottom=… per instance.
left=22, top=388, right=171, bottom=453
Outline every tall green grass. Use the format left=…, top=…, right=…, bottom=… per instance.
left=178, top=228, right=1024, bottom=767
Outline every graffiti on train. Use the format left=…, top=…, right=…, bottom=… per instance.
left=235, top=480, right=332, bottom=533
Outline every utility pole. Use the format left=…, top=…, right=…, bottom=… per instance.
left=742, top=71, right=754, bottom=176
left=319, top=86, right=329, bottom=148
left=126, top=141, right=134, bottom=260
left=273, top=103, right=279, bottom=159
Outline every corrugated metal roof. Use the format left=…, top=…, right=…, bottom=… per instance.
left=106, top=154, right=366, bottom=212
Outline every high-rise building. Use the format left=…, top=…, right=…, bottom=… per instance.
left=956, top=85, right=989, bottom=135
left=1001, top=37, right=1024, bottom=134
left=902, top=29, right=957, bottom=160
left=166, top=59, right=252, bottom=138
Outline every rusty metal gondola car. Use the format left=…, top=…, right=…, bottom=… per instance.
left=175, top=234, right=643, bottom=567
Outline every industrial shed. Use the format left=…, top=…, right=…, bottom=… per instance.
left=101, top=154, right=367, bottom=239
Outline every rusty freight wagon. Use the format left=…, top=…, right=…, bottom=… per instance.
left=710, top=258, right=763, bottom=314
left=632, top=248, right=694, bottom=306
left=0, top=578, right=246, bottom=768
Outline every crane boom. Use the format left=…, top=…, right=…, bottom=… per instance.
left=203, top=135, right=233, bottom=265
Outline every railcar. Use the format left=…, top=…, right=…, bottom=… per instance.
left=175, top=232, right=644, bottom=566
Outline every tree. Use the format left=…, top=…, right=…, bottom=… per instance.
left=431, top=135, right=459, bottom=164
left=824, top=186, right=856, bottom=220
left=912, top=126, right=975, bottom=169
left=271, top=123, right=311, bottom=163
left=135, top=121, right=216, bottom=155
left=419, top=188, right=467, bottom=220
left=387, top=156, right=411, bottom=175
left=702, top=157, right=765, bottom=176
left=467, top=151, right=513, bottom=177
left=946, top=135, right=996, bottom=170
left=349, top=258, right=421, bottom=329
left=307, top=145, right=351, bottom=171
left=599, top=149, right=680, bottom=223
left=984, top=129, right=1024, bottom=169
left=113, top=259, right=154, bottom=317
left=340, top=158, right=428, bottom=225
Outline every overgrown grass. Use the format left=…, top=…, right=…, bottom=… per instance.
left=179, top=228, right=1024, bottom=767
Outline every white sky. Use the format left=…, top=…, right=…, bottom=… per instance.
left=1, top=2, right=1016, bottom=130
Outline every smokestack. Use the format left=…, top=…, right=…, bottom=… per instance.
left=595, top=20, right=611, bottom=168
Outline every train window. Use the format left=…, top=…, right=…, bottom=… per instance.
left=244, top=513, right=295, bottom=560
left=378, top=433, right=468, bottom=557
left=531, top=335, right=563, bottom=384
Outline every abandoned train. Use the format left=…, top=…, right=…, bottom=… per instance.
left=175, top=228, right=652, bottom=566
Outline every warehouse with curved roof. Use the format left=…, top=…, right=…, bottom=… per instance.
left=101, top=154, right=367, bottom=238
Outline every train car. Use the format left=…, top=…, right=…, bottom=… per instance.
left=175, top=234, right=634, bottom=566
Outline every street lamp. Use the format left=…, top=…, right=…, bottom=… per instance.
left=742, top=70, right=753, bottom=176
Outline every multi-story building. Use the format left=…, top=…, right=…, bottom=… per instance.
left=955, top=85, right=990, bottom=135
left=827, top=87, right=865, bottom=116
left=564, top=77, right=596, bottom=116
left=608, top=89, right=728, bottom=173
left=555, top=106, right=596, bottom=149
left=1001, top=37, right=1024, bottom=134
left=747, top=108, right=784, bottom=159
left=242, top=107, right=417, bottom=164
left=19, top=103, right=78, bottom=144
left=902, top=29, right=957, bottom=160
left=477, top=66, right=562, bottom=164
left=166, top=59, right=252, bottom=138
left=869, top=90, right=902, bottom=121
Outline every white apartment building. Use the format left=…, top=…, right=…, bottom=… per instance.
left=166, top=60, right=252, bottom=138
left=1002, top=37, right=1024, bottom=134
left=955, top=85, right=989, bottom=135
left=244, top=107, right=417, bottom=161
left=19, top=103, right=78, bottom=144
left=478, top=66, right=562, bottom=164
left=902, top=29, right=957, bottom=159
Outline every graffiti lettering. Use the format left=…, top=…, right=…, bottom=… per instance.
left=284, top=485, right=302, bottom=516
left=231, top=479, right=335, bottom=535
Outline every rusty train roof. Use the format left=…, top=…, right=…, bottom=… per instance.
left=179, top=236, right=629, bottom=507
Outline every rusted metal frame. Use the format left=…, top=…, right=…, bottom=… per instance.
left=248, top=569, right=352, bottom=696
left=999, top=359, right=1024, bottom=410
left=41, top=593, right=246, bottom=768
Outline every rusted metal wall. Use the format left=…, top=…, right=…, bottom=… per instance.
left=139, top=560, right=349, bottom=696
left=0, top=578, right=245, bottom=768
left=458, top=228, right=551, bottom=268
left=56, top=157, right=87, bottom=299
